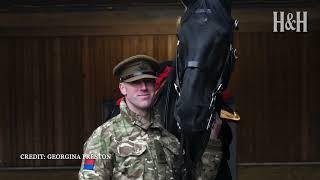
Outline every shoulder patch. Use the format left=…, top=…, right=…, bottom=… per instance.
left=83, top=159, right=95, bottom=170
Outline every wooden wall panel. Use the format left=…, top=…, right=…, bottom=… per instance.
left=0, top=38, right=10, bottom=167
left=307, top=32, right=320, bottom=161
left=230, top=32, right=320, bottom=162
left=42, top=38, right=57, bottom=166
left=59, top=38, right=84, bottom=166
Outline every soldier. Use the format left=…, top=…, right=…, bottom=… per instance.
left=79, top=55, right=180, bottom=179
left=79, top=55, right=223, bottom=180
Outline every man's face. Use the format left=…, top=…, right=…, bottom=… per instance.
left=119, top=79, right=156, bottom=112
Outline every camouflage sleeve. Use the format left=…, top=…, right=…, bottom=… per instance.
left=195, top=114, right=223, bottom=180
left=79, top=126, right=114, bottom=180
left=196, top=138, right=223, bottom=180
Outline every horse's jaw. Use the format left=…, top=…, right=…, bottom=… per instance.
left=174, top=68, right=212, bottom=132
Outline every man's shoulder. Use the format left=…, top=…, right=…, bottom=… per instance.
left=97, top=113, right=124, bottom=133
left=83, top=114, right=124, bottom=147
left=98, top=113, right=135, bottom=137
left=85, top=114, right=120, bottom=137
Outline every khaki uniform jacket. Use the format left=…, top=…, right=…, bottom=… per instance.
left=79, top=101, right=222, bottom=180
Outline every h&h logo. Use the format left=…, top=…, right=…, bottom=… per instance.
left=273, top=11, right=308, bottom=32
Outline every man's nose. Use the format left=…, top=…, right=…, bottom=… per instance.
left=140, top=81, right=147, bottom=90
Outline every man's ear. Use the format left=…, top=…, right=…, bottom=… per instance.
left=119, top=83, right=127, bottom=96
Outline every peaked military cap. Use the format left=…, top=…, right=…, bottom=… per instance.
left=113, top=55, right=159, bottom=82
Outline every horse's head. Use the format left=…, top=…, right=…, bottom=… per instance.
left=175, top=0, right=234, bottom=132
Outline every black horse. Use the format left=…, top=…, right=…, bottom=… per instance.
left=153, top=0, right=238, bottom=179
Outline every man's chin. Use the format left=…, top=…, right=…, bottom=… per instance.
left=138, top=101, right=152, bottom=109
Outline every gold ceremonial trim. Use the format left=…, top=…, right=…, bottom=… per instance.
left=220, top=109, right=240, bottom=121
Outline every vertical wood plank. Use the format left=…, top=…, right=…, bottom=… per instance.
left=16, top=38, right=27, bottom=166
left=8, top=38, right=17, bottom=166
left=0, top=38, right=9, bottom=167
left=109, top=36, right=123, bottom=99
left=86, top=37, right=99, bottom=132
left=59, top=37, right=83, bottom=166
left=300, top=33, right=309, bottom=161
left=82, top=36, right=93, bottom=140
left=96, top=37, right=107, bottom=126
left=307, top=32, right=320, bottom=161
left=167, top=35, right=177, bottom=60
left=53, top=38, right=64, bottom=166
left=32, top=38, right=42, bottom=166
left=153, top=35, right=168, bottom=61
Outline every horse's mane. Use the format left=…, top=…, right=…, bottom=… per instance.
left=152, top=61, right=180, bottom=137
